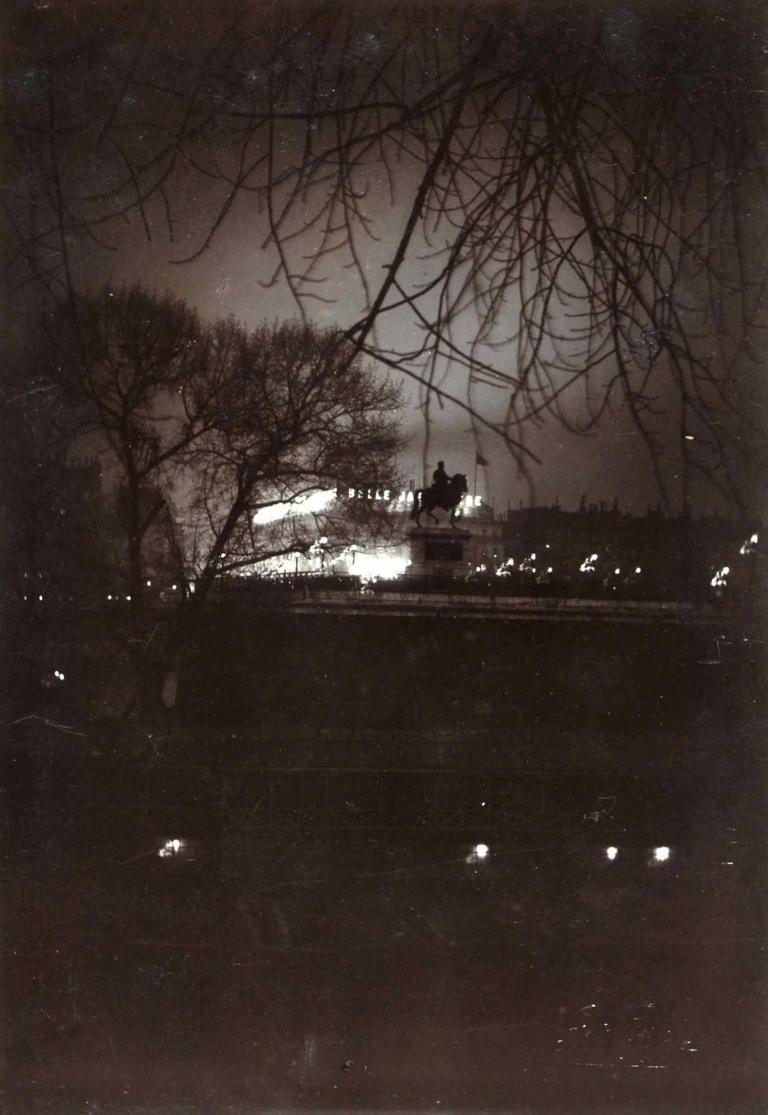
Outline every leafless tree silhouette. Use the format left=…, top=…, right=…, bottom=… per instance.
left=176, top=318, right=403, bottom=599
left=39, top=286, right=222, bottom=612
left=3, top=1, right=766, bottom=509
left=35, top=286, right=402, bottom=714
left=41, top=287, right=402, bottom=605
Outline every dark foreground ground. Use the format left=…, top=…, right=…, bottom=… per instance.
left=3, top=609, right=766, bottom=1113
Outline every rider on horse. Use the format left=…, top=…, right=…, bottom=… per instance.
left=432, top=460, right=449, bottom=493
left=410, top=462, right=468, bottom=527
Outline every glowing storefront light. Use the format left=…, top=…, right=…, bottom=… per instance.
left=350, top=551, right=410, bottom=580
left=253, top=488, right=337, bottom=525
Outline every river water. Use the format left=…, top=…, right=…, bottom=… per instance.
left=4, top=612, right=766, bottom=1112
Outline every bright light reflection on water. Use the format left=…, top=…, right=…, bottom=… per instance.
left=158, top=838, right=185, bottom=859
left=466, top=842, right=490, bottom=863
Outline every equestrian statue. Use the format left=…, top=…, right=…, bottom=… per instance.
left=409, top=461, right=468, bottom=528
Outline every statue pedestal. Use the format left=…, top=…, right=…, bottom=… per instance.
left=407, top=526, right=471, bottom=578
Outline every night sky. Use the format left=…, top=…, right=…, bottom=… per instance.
left=2, top=0, right=766, bottom=515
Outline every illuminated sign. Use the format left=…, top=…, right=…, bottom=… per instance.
left=343, top=486, right=482, bottom=509
left=345, top=486, right=396, bottom=501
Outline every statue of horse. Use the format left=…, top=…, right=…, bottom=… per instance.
left=410, top=473, right=468, bottom=527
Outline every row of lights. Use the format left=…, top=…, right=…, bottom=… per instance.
left=105, top=584, right=180, bottom=601
left=607, top=845, right=670, bottom=862
left=25, top=585, right=184, bottom=603
left=505, top=553, right=643, bottom=577
left=467, top=843, right=671, bottom=865
left=156, top=838, right=680, bottom=875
